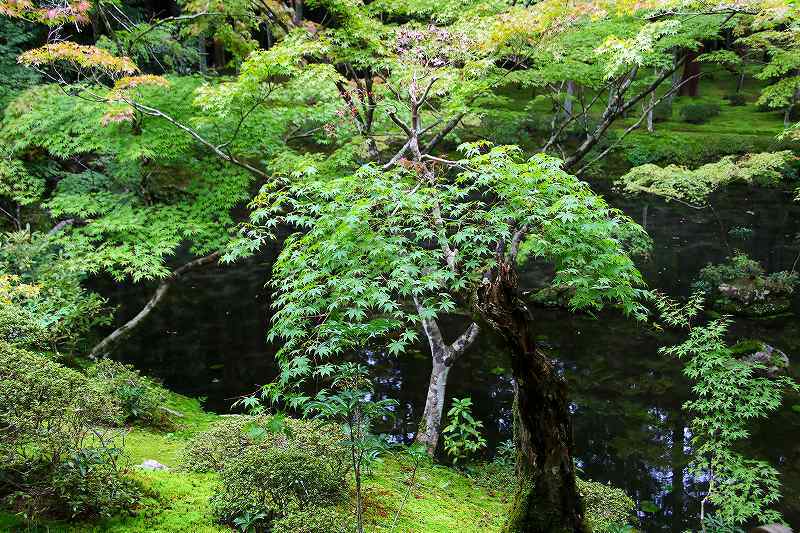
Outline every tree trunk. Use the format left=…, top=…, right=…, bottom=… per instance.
left=197, top=35, right=207, bottom=73
left=784, top=84, right=799, bottom=127
left=477, top=263, right=585, bottom=533
left=679, top=51, right=701, bottom=97
left=293, top=0, right=303, bottom=26
left=736, top=70, right=745, bottom=93
left=412, top=297, right=479, bottom=455
left=564, top=80, right=575, bottom=120
left=212, top=39, right=225, bottom=70
left=415, top=358, right=450, bottom=454
left=89, top=251, right=220, bottom=358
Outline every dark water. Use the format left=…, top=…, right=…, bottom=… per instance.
left=104, top=184, right=800, bottom=531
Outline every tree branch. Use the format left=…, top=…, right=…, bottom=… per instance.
left=446, top=322, right=479, bottom=365
left=127, top=100, right=270, bottom=180
left=89, top=251, right=221, bottom=358
left=387, top=108, right=415, bottom=139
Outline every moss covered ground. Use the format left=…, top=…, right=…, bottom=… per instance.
left=0, top=392, right=511, bottom=532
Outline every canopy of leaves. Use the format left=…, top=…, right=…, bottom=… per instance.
left=234, top=143, right=647, bottom=397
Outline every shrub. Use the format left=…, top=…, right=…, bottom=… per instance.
left=0, top=231, right=110, bottom=355
left=694, top=254, right=798, bottom=316
left=182, top=415, right=348, bottom=531
left=679, top=101, right=721, bottom=124
left=271, top=504, right=350, bottom=533
left=86, top=359, right=170, bottom=427
left=725, top=93, right=747, bottom=106
left=577, top=478, right=637, bottom=532
left=0, top=343, right=140, bottom=522
left=181, top=415, right=345, bottom=473
left=210, top=446, right=347, bottom=529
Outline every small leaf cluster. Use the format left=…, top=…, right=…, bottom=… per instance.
left=442, top=397, right=487, bottom=464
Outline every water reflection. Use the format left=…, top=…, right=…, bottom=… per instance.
left=105, top=184, right=800, bottom=530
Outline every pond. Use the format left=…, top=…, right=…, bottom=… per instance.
left=104, top=184, right=800, bottom=531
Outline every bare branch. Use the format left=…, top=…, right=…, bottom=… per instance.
left=47, top=219, right=75, bottom=235
left=89, top=251, right=221, bottom=358
left=126, top=99, right=269, bottom=180
left=576, top=71, right=703, bottom=174
left=446, top=322, right=479, bottom=365
left=387, top=108, right=415, bottom=139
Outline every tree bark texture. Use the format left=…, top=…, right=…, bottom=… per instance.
left=477, top=263, right=586, bottom=533
left=415, top=358, right=450, bottom=454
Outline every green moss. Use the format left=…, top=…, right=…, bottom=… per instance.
left=730, top=339, right=765, bottom=356
left=364, top=456, right=509, bottom=532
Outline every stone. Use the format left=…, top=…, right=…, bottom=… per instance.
left=743, top=344, right=790, bottom=378
left=139, top=459, right=169, bottom=471
left=750, top=525, right=792, bottom=533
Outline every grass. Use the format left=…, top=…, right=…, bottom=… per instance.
left=0, top=391, right=511, bottom=532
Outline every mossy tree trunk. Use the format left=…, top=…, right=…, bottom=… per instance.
left=477, top=263, right=586, bottom=533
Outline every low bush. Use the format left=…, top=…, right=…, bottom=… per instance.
left=725, top=93, right=747, bottom=106
left=0, top=343, right=141, bottom=523
left=181, top=415, right=344, bottom=473
left=271, top=504, right=350, bottom=533
left=210, top=446, right=347, bottom=529
left=694, top=254, right=799, bottom=316
left=651, top=100, right=673, bottom=122
left=620, top=131, right=790, bottom=167
left=182, top=415, right=348, bottom=531
left=679, top=101, right=721, bottom=124
left=86, top=359, right=171, bottom=427
left=577, top=478, right=637, bottom=532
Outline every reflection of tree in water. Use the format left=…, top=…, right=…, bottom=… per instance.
left=540, top=310, right=698, bottom=531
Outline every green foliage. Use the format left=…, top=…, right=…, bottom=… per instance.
left=210, top=445, right=347, bottom=530
left=86, top=359, right=171, bottom=428
left=302, top=364, right=397, bottom=532
left=181, top=414, right=347, bottom=530
left=651, top=99, right=673, bottom=122
left=618, top=131, right=790, bottom=168
left=616, top=151, right=798, bottom=205
left=576, top=478, right=637, bottom=533
left=739, top=8, right=800, bottom=114
left=0, top=78, right=255, bottom=281
left=0, top=152, right=44, bottom=205
left=0, top=230, right=110, bottom=353
left=270, top=504, right=350, bottom=533
left=0, top=343, right=140, bottom=523
left=238, top=144, right=647, bottom=397
left=0, top=19, right=39, bottom=108
left=725, top=93, right=747, bottom=107
left=181, top=415, right=344, bottom=474
left=442, top=397, right=487, bottom=464
left=653, top=293, right=799, bottom=528
left=679, top=101, right=721, bottom=124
